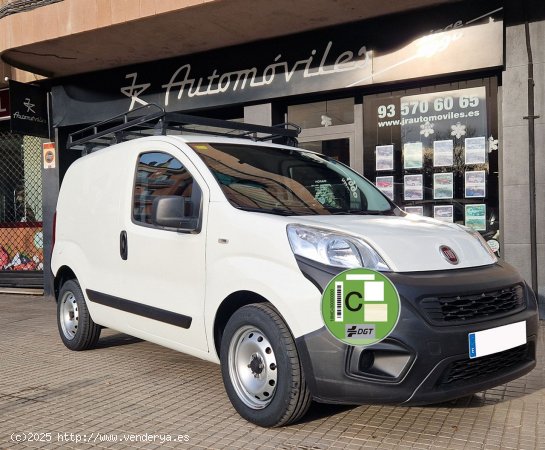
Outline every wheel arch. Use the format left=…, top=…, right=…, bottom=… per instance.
left=53, top=266, right=78, bottom=302
left=213, top=290, right=272, bottom=358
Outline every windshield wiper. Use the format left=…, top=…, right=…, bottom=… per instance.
left=331, top=209, right=394, bottom=215
left=235, top=206, right=299, bottom=216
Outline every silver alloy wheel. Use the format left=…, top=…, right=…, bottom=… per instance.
left=59, top=291, right=79, bottom=340
left=228, top=325, right=278, bottom=409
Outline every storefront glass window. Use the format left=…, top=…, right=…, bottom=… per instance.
left=363, top=80, right=500, bottom=252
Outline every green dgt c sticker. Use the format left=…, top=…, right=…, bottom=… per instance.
left=321, top=268, right=401, bottom=346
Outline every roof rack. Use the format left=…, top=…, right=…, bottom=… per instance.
left=67, top=104, right=301, bottom=153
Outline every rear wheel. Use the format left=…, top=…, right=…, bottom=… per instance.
left=220, top=303, right=311, bottom=427
left=57, top=279, right=101, bottom=351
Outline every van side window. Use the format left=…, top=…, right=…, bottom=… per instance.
left=133, top=152, right=198, bottom=225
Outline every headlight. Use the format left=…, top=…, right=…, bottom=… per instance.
left=459, top=225, right=498, bottom=262
left=287, top=224, right=390, bottom=271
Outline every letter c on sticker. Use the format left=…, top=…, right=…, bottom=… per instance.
left=345, top=291, right=363, bottom=312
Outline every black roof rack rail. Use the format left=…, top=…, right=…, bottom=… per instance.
left=67, top=104, right=165, bottom=150
left=67, top=104, right=300, bottom=152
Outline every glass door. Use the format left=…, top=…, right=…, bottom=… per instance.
left=287, top=98, right=355, bottom=168
left=298, top=128, right=354, bottom=167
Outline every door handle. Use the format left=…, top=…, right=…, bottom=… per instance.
left=120, top=230, right=128, bottom=260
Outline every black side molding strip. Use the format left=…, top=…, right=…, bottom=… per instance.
left=86, top=289, right=192, bottom=329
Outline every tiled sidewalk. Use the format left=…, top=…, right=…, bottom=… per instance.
left=0, top=295, right=543, bottom=449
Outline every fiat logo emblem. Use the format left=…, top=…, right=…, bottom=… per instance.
left=440, top=245, right=459, bottom=265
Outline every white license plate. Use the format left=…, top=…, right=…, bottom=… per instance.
left=468, top=321, right=526, bottom=359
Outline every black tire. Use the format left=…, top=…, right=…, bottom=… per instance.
left=57, top=279, right=101, bottom=351
left=220, top=303, right=312, bottom=427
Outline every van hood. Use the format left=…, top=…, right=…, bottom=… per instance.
left=290, top=214, right=496, bottom=272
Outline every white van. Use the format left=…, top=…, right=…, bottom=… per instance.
left=52, top=109, right=539, bottom=427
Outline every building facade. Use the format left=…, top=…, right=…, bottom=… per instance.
left=0, top=0, right=543, bottom=313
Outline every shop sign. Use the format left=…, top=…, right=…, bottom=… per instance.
left=9, top=80, right=49, bottom=138
left=51, top=2, right=503, bottom=127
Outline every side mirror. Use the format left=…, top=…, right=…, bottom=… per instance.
left=152, top=196, right=198, bottom=231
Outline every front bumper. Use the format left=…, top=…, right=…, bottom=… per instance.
left=295, top=257, right=539, bottom=405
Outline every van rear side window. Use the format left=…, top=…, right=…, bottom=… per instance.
left=133, top=152, right=195, bottom=224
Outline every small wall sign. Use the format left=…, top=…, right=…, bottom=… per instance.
left=43, top=142, right=56, bottom=169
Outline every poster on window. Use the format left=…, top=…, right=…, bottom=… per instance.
left=433, top=140, right=453, bottom=167
left=433, top=172, right=454, bottom=199
left=434, top=205, right=453, bottom=222
left=465, top=170, right=486, bottom=198
left=404, top=174, right=423, bottom=200
left=465, top=204, right=487, bottom=231
left=0, top=226, right=44, bottom=271
left=375, top=176, right=394, bottom=200
left=376, top=145, right=394, bottom=171
left=405, top=206, right=423, bottom=216
left=464, top=136, right=486, bottom=165
left=403, top=142, right=423, bottom=169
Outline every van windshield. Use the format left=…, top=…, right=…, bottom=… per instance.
left=190, top=143, right=398, bottom=216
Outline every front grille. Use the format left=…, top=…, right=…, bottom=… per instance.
left=438, top=343, right=531, bottom=386
left=420, top=284, right=525, bottom=325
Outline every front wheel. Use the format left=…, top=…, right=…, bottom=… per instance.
left=57, top=279, right=101, bottom=351
left=220, top=303, right=311, bottom=427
